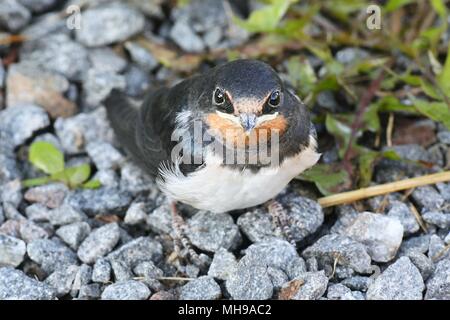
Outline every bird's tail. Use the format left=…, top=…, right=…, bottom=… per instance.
left=104, top=90, right=141, bottom=160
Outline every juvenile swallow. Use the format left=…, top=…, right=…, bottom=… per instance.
left=105, top=59, right=320, bottom=215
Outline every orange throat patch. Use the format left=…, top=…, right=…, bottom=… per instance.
left=205, top=113, right=287, bottom=148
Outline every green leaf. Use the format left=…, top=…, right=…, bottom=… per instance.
left=286, top=57, right=317, bottom=98
left=411, top=98, right=450, bottom=130
left=298, top=164, right=351, bottom=196
left=29, top=141, right=64, bottom=175
left=358, top=151, right=378, bottom=188
left=437, top=43, right=450, bottom=97
left=52, top=164, right=91, bottom=189
left=384, top=0, right=414, bottom=12
left=22, top=176, right=53, bottom=188
left=234, top=0, right=298, bottom=33
left=64, top=164, right=91, bottom=188
left=325, top=113, right=353, bottom=158
left=82, top=179, right=102, bottom=189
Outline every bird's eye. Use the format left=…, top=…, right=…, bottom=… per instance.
left=214, top=88, right=225, bottom=105
left=269, top=90, right=281, bottom=107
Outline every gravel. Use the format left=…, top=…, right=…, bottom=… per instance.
left=27, top=239, right=78, bottom=274
left=6, top=62, right=76, bottom=118
left=407, top=251, right=434, bottom=281
left=124, top=202, right=147, bottom=226
left=302, top=234, right=372, bottom=274
left=341, top=212, right=404, bottom=262
left=237, top=208, right=282, bottom=243
left=186, top=211, right=242, bottom=252
left=0, top=267, right=55, bottom=300
left=422, top=211, right=450, bottom=229
left=101, top=280, right=151, bottom=300
left=18, top=220, right=49, bottom=243
left=77, top=223, right=121, bottom=264
left=124, top=41, right=159, bottom=72
left=82, top=68, right=126, bottom=108
left=106, top=237, right=163, bottom=269
left=226, top=262, right=273, bottom=300
left=132, top=261, right=163, bottom=291
left=20, top=34, right=90, bottom=81
left=327, top=283, right=358, bottom=300
left=387, top=201, right=420, bottom=234
left=366, top=257, right=424, bottom=300
left=180, top=276, right=222, bottom=300
left=86, top=141, right=124, bottom=171
left=56, top=222, right=91, bottom=250
left=24, top=183, right=68, bottom=209
left=76, top=4, right=145, bottom=47
left=0, top=0, right=31, bottom=32
left=341, top=276, right=373, bottom=292
left=44, top=265, right=79, bottom=297
left=425, top=258, right=450, bottom=299
left=66, top=187, right=132, bottom=217
left=0, top=234, right=26, bottom=267
left=411, top=186, right=445, bottom=211
left=0, top=104, right=50, bottom=148
left=278, top=271, right=328, bottom=300
left=88, top=48, right=128, bottom=73
left=92, top=258, right=112, bottom=284
left=207, top=248, right=238, bottom=281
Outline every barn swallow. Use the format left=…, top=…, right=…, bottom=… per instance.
left=105, top=59, right=320, bottom=254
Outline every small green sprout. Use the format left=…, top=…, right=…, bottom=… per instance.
left=22, top=141, right=101, bottom=189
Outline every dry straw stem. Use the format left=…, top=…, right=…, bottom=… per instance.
left=318, top=171, right=450, bottom=208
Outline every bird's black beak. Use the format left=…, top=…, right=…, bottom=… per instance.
left=239, top=113, right=257, bottom=132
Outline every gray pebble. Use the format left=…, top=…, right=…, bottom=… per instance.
left=88, top=48, right=127, bottom=73
left=56, top=222, right=91, bottom=250
left=124, top=65, right=152, bottom=97
left=101, top=280, right=150, bottom=300
left=18, top=220, right=49, bottom=243
left=0, top=234, right=26, bottom=267
left=237, top=208, right=282, bottom=243
left=0, top=104, right=50, bottom=148
left=437, top=131, right=450, bottom=145
left=342, top=212, right=403, bottom=262
left=44, top=265, right=79, bottom=297
left=124, top=41, right=158, bottom=72
left=180, top=276, right=221, bottom=300
left=146, top=202, right=172, bottom=234
left=425, top=258, right=450, bottom=299
left=86, top=141, right=124, bottom=171
left=107, top=237, right=163, bottom=268
left=66, top=187, right=132, bottom=217
left=76, top=4, right=145, bottom=47
left=226, top=262, right=273, bottom=300
left=109, top=259, right=133, bottom=282
left=120, top=161, right=156, bottom=195
left=428, top=234, right=449, bottom=262
left=341, top=276, right=373, bottom=292
left=27, top=239, right=78, bottom=274
left=0, top=0, right=31, bottom=32
left=133, top=261, right=163, bottom=291
left=0, top=267, right=55, bottom=300
left=83, top=68, right=126, bottom=108
left=54, top=107, right=115, bottom=154
left=327, top=283, right=357, bottom=300
left=411, top=186, right=445, bottom=211
left=422, top=211, right=450, bottom=229
left=92, top=258, right=111, bottom=284
left=170, top=20, right=205, bottom=53
left=17, top=0, right=57, bottom=13
left=78, top=223, right=121, bottom=264
left=24, top=183, right=68, bottom=209
left=124, top=202, right=147, bottom=226
left=407, top=251, right=434, bottom=281
left=20, top=34, right=89, bottom=81
left=71, top=264, right=92, bottom=297
left=49, top=204, right=85, bottom=226
left=302, top=234, right=372, bottom=274
left=1, top=179, right=22, bottom=209
left=207, top=248, right=238, bottom=281
left=186, top=211, right=242, bottom=252
left=78, top=283, right=102, bottom=300
left=336, top=47, right=369, bottom=64
left=367, top=257, right=424, bottom=300
left=436, top=182, right=450, bottom=201
left=244, top=239, right=306, bottom=279
left=399, top=234, right=431, bottom=255
left=24, top=204, right=51, bottom=222
left=92, top=169, right=120, bottom=188
left=279, top=271, right=328, bottom=300
left=387, top=201, right=420, bottom=234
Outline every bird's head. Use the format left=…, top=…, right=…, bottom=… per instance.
left=199, top=59, right=305, bottom=149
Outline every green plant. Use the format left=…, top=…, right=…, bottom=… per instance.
left=22, top=141, right=101, bottom=189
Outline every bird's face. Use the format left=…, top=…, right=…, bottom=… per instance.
left=202, top=60, right=290, bottom=149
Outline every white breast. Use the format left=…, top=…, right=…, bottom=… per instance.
left=157, top=135, right=320, bottom=213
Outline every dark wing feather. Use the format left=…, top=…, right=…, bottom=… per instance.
left=105, top=89, right=172, bottom=177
